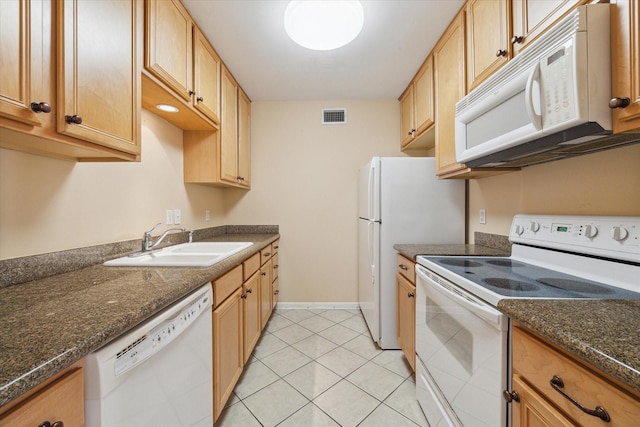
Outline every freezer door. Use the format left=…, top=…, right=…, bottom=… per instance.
left=358, top=218, right=380, bottom=343
left=358, top=157, right=380, bottom=221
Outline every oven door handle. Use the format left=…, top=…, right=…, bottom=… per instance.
left=416, top=265, right=505, bottom=330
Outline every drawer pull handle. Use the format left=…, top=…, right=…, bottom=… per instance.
left=398, top=264, right=408, bottom=270
left=263, top=252, right=271, bottom=257
left=38, top=422, right=64, bottom=427
left=550, top=375, right=610, bottom=422
left=246, top=288, right=252, bottom=293
left=407, top=292, right=415, bottom=298
left=502, top=389, right=519, bottom=403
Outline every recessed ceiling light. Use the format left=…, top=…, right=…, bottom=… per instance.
left=284, top=0, right=364, bottom=51
left=156, top=104, right=179, bottom=113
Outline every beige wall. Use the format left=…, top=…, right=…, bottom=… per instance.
left=468, top=143, right=640, bottom=239
left=223, top=100, right=404, bottom=303
left=0, top=110, right=226, bottom=258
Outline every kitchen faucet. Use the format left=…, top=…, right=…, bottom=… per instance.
left=142, top=223, right=186, bottom=252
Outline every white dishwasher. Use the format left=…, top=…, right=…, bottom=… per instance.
left=85, top=284, right=213, bottom=427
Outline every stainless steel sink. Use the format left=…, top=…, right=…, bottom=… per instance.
left=103, top=242, right=253, bottom=267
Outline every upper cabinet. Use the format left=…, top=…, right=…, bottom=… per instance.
left=143, top=0, right=220, bottom=129
left=511, top=0, right=587, bottom=56
left=0, top=0, right=142, bottom=161
left=610, top=0, right=640, bottom=134
left=57, top=0, right=141, bottom=155
left=399, top=55, right=435, bottom=151
left=465, top=0, right=510, bottom=91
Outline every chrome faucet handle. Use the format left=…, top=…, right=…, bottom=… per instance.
left=142, top=222, right=162, bottom=251
left=188, top=230, right=194, bottom=243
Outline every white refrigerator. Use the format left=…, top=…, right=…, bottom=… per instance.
left=358, top=157, right=465, bottom=349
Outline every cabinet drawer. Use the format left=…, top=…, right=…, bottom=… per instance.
left=271, top=239, right=280, bottom=254
left=396, top=254, right=415, bottom=284
left=213, top=264, right=243, bottom=307
left=260, top=244, right=272, bottom=265
left=512, top=325, right=640, bottom=426
left=0, top=366, right=84, bottom=427
left=243, top=253, right=260, bottom=281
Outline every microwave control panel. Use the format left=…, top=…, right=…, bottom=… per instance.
left=539, top=40, right=577, bottom=128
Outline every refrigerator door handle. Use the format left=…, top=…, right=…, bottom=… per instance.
left=368, top=221, right=375, bottom=284
left=368, top=162, right=375, bottom=219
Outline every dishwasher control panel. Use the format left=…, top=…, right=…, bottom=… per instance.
left=114, top=288, right=211, bottom=376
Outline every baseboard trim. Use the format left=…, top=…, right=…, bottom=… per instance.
left=276, top=302, right=360, bottom=310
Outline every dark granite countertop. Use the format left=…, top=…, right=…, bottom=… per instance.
left=498, top=299, right=640, bottom=394
left=0, top=230, right=279, bottom=407
left=394, top=232, right=512, bottom=260
left=394, top=243, right=509, bottom=260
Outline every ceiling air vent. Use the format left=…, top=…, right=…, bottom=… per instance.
left=322, top=108, right=347, bottom=124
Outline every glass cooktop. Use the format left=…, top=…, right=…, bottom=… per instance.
left=422, top=256, right=640, bottom=299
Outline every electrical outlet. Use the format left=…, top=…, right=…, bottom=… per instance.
left=166, top=209, right=174, bottom=225
left=174, top=209, right=181, bottom=225
left=205, top=209, right=211, bottom=221
left=479, top=209, right=486, bottom=224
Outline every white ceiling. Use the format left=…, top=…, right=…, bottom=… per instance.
left=182, top=0, right=465, bottom=102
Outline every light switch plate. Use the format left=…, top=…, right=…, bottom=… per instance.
left=174, top=209, right=181, bottom=225
left=166, top=209, right=174, bottom=225
left=479, top=209, right=486, bottom=224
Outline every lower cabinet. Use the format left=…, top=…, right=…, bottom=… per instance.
left=0, top=362, right=84, bottom=427
left=213, top=286, right=243, bottom=421
left=508, top=323, right=640, bottom=427
left=396, top=254, right=416, bottom=372
left=212, top=242, right=279, bottom=422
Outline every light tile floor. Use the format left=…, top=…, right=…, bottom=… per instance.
left=216, top=308, right=429, bottom=427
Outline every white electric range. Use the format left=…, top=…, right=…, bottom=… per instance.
left=414, top=214, right=640, bottom=427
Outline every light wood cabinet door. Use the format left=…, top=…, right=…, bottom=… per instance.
left=57, top=0, right=140, bottom=155
left=611, top=0, right=640, bottom=133
left=237, top=87, right=251, bottom=188
left=0, top=0, right=44, bottom=127
left=220, top=66, right=239, bottom=185
left=0, top=365, right=84, bottom=427
left=260, top=259, right=273, bottom=329
left=466, top=0, right=510, bottom=91
left=511, top=375, right=577, bottom=427
left=434, top=11, right=467, bottom=176
left=396, top=273, right=416, bottom=372
left=213, top=287, right=243, bottom=421
left=193, top=27, right=221, bottom=124
left=511, top=0, right=585, bottom=56
left=145, top=0, right=193, bottom=102
left=243, top=272, right=261, bottom=363
left=399, top=84, right=416, bottom=148
left=272, top=277, right=279, bottom=309
left=414, top=55, right=435, bottom=137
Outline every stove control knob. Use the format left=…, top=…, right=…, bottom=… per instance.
left=529, top=221, right=540, bottom=232
left=515, top=224, right=525, bottom=235
left=610, top=226, right=629, bottom=242
left=583, top=225, right=598, bottom=239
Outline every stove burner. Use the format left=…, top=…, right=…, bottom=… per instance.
left=536, top=278, right=615, bottom=295
left=439, top=259, right=483, bottom=268
left=485, top=259, right=525, bottom=268
left=482, top=278, right=540, bottom=291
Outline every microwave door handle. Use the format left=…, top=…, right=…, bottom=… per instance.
left=525, top=64, right=543, bottom=130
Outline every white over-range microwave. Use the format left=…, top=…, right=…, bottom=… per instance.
left=455, top=4, right=639, bottom=168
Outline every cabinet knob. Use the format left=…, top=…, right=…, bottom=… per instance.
left=496, top=49, right=507, bottom=57
left=246, top=288, right=252, bottom=293
left=189, top=90, right=195, bottom=96
left=274, top=264, right=279, bottom=269
left=197, top=96, right=204, bottom=102
left=408, top=292, right=415, bottom=298
left=241, top=293, right=247, bottom=299
left=274, top=290, right=279, bottom=295
left=511, top=35, right=523, bottom=44
left=237, top=176, right=245, bottom=181
left=609, top=97, right=630, bottom=109
left=398, top=264, right=408, bottom=270
left=502, top=390, right=520, bottom=403
left=31, top=102, right=51, bottom=113
left=261, top=272, right=267, bottom=276
left=65, top=115, right=82, bottom=125
left=263, top=252, right=271, bottom=257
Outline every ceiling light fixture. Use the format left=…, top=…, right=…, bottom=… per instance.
left=284, top=0, right=364, bottom=51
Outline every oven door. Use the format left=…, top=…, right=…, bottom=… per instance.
left=415, top=264, right=509, bottom=427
